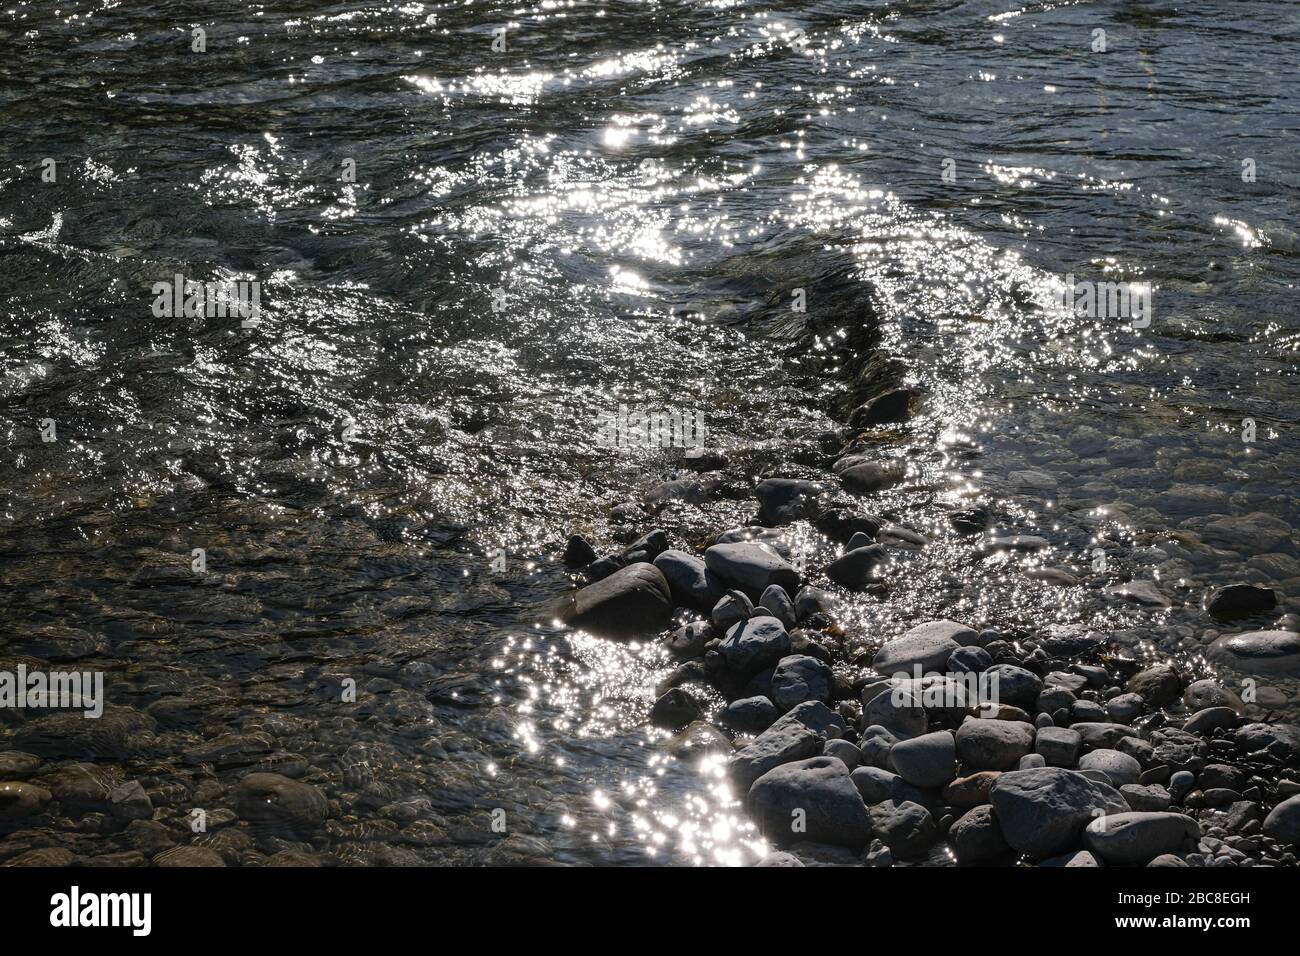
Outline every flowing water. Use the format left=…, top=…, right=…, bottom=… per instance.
left=1, top=0, right=1298, bottom=865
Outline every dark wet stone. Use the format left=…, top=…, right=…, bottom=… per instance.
left=653, top=549, right=726, bottom=611
left=755, top=478, right=824, bottom=526
left=1263, top=795, right=1300, bottom=845
left=556, top=562, right=674, bottom=638
left=0, top=752, right=42, bottom=780
left=153, top=846, right=227, bottom=867
left=10, top=707, right=155, bottom=760
left=650, top=688, right=703, bottom=729
left=1208, top=630, right=1300, bottom=677
left=0, top=781, right=52, bottom=823
left=838, top=460, right=906, bottom=494
left=793, top=586, right=834, bottom=622
left=621, top=529, right=669, bottom=564
left=1104, top=581, right=1172, bottom=609
left=182, top=732, right=276, bottom=767
left=748, top=756, right=872, bottom=848
left=561, top=534, right=598, bottom=566
left=1234, top=723, right=1300, bottom=762
left=759, top=584, right=797, bottom=629
left=1205, top=584, right=1278, bottom=620
left=1184, top=707, right=1239, bottom=735
left=265, top=849, right=324, bottom=866
left=1125, top=664, right=1183, bottom=706
left=813, top=508, right=886, bottom=542
left=825, top=545, right=889, bottom=590
left=234, top=772, right=328, bottom=835
left=950, top=505, right=990, bottom=536
left=847, top=387, right=921, bottom=427
left=665, top=621, right=712, bottom=660
left=109, top=781, right=153, bottom=822
left=41, top=763, right=116, bottom=813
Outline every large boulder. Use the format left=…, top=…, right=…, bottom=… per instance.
left=703, top=543, right=801, bottom=599
left=1083, top=812, right=1199, bottom=865
left=825, top=545, right=889, bottom=590
left=747, top=756, right=871, bottom=848
left=990, top=767, right=1127, bottom=858
left=1207, top=630, right=1300, bottom=677
left=555, top=563, right=673, bottom=638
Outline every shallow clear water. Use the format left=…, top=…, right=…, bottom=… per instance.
left=1, top=0, right=1297, bottom=865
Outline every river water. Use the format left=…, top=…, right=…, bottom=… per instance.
left=1, top=1, right=1298, bottom=865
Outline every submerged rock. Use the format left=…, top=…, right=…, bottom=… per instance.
left=825, top=545, right=889, bottom=590
left=755, top=478, right=824, bottom=526
left=234, top=772, right=328, bottom=835
left=1205, top=584, right=1278, bottom=620
left=1207, top=630, right=1300, bottom=677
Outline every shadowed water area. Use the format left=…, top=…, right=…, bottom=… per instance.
left=1, top=0, right=1298, bottom=865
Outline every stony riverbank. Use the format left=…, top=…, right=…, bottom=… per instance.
left=549, top=384, right=1300, bottom=867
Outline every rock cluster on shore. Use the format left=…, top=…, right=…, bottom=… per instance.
left=550, top=394, right=1300, bottom=868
